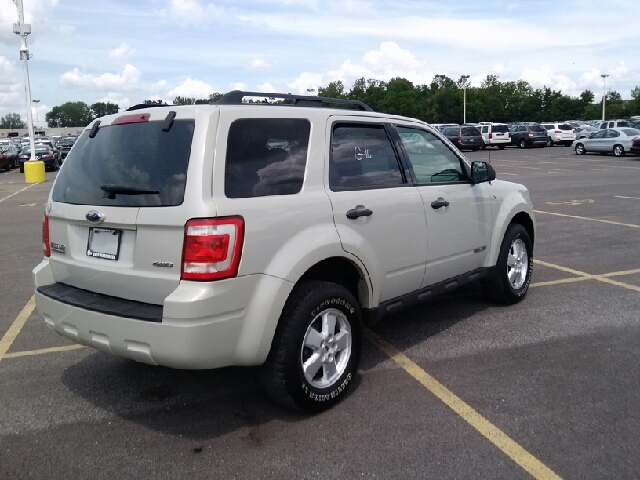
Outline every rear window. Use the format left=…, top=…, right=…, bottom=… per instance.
left=529, top=125, right=545, bottom=132
left=558, top=124, right=573, bottom=130
left=52, top=119, right=194, bottom=207
left=622, top=128, right=640, bottom=136
left=442, top=128, right=460, bottom=135
left=462, top=127, right=480, bottom=136
left=225, top=118, right=310, bottom=198
left=491, top=125, right=508, bottom=133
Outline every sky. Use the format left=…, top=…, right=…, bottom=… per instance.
left=0, top=0, right=638, bottom=126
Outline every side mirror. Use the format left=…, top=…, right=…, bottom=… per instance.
left=588, top=133, right=595, bottom=138
left=470, top=161, right=496, bottom=184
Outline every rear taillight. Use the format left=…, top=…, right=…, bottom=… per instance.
left=42, top=154, right=52, bottom=158
left=489, top=133, right=493, bottom=139
left=457, top=137, right=462, bottom=143
left=555, top=130, right=562, bottom=134
left=527, top=131, right=533, bottom=137
left=181, top=217, right=244, bottom=281
left=43, top=214, right=50, bottom=257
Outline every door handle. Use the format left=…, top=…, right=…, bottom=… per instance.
left=431, top=197, right=449, bottom=209
left=346, top=205, right=373, bottom=219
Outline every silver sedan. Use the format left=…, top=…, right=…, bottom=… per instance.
left=574, top=128, right=640, bottom=157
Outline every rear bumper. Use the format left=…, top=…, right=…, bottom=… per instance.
left=33, top=259, right=294, bottom=369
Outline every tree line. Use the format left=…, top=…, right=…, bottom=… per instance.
left=2, top=75, right=638, bottom=130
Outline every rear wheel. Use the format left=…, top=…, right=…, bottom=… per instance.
left=613, top=145, right=625, bottom=157
left=519, top=139, right=526, bottom=149
left=261, top=281, right=363, bottom=413
left=482, top=224, right=533, bottom=304
left=575, top=143, right=586, bottom=155
left=546, top=137, right=553, bottom=147
left=481, top=140, right=486, bottom=150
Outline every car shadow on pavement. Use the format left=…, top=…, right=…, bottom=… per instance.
left=59, top=282, right=490, bottom=440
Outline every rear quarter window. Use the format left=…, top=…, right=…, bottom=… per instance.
left=225, top=118, right=310, bottom=198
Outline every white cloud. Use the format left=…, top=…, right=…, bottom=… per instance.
left=257, top=83, right=276, bottom=93
left=0, top=0, right=60, bottom=45
left=59, top=64, right=141, bottom=90
left=168, top=78, right=215, bottom=99
left=157, top=0, right=223, bottom=25
left=233, top=82, right=248, bottom=91
left=521, top=65, right=578, bottom=96
left=96, top=93, right=129, bottom=111
left=250, top=59, right=269, bottom=70
left=109, top=43, right=135, bottom=61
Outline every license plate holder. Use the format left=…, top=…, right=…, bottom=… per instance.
left=87, top=228, right=122, bottom=261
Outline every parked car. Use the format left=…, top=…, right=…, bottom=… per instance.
left=56, top=136, right=77, bottom=160
left=541, top=123, right=576, bottom=146
left=574, top=125, right=599, bottom=139
left=0, top=144, right=20, bottom=169
left=508, top=123, right=547, bottom=148
left=33, top=90, right=536, bottom=413
left=441, top=125, right=483, bottom=151
left=597, top=119, right=630, bottom=130
left=477, top=123, right=510, bottom=149
left=574, top=128, right=640, bottom=157
left=18, top=145, right=60, bottom=172
left=631, top=136, right=640, bottom=155
left=0, top=147, right=12, bottom=171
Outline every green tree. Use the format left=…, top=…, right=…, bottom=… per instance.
left=0, top=113, right=26, bottom=129
left=173, top=96, right=197, bottom=105
left=45, top=101, right=93, bottom=127
left=318, top=81, right=346, bottom=99
left=580, top=90, right=594, bottom=104
left=606, top=90, right=623, bottom=104
left=628, top=86, right=640, bottom=116
left=90, top=102, right=119, bottom=118
left=143, top=99, right=167, bottom=106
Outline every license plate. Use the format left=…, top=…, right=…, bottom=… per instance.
left=87, top=228, right=122, bottom=260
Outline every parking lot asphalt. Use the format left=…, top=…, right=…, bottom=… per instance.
left=2, top=146, right=640, bottom=479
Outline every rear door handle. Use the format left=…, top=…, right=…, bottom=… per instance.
left=346, top=205, right=373, bottom=219
left=431, top=197, right=449, bottom=209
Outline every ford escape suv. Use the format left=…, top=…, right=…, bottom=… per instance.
left=34, top=91, right=536, bottom=412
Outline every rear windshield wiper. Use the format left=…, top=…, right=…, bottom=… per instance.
left=100, top=184, right=160, bottom=199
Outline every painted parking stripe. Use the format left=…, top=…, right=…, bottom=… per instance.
left=534, top=210, right=640, bottom=229
left=365, top=330, right=562, bottom=480
left=3, top=344, right=85, bottom=359
left=0, top=184, right=35, bottom=203
left=534, top=260, right=640, bottom=293
left=0, top=296, right=35, bottom=364
left=614, top=196, right=640, bottom=201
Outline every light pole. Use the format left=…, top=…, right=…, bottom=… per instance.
left=600, top=74, right=609, bottom=121
left=32, top=99, right=39, bottom=129
left=461, top=75, right=470, bottom=124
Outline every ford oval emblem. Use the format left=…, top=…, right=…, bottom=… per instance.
left=86, top=210, right=105, bottom=224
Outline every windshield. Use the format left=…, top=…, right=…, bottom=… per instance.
left=51, top=119, right=194, bottom=207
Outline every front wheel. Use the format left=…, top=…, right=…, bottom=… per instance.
left=613, top=145, right=625, bottom=157
left=575, top=143, right=586, bottom=155
left=261, top=281, right=363, bottom=413
left=482, top=224, right=533, bottom=304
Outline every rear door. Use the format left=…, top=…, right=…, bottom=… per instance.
left=584, top=129, right=607, bottom=152
left=47, top=111, right=205, bottom=305
left=325, top=118, right=428, bottom=302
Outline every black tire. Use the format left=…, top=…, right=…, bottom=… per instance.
left=19, top=165, right=24, bottom=173
left=261, top=281, right=363, bottom=413
left=546, top=137, right=553, bottom=147
left=498, top=145, right=506, bottom=150
left=575, top=143, right=586, bottom=155
left=481, top=140, right=486, bottom=150
left=482, top=224, right=533, bottom=305
left=519, top=139, right=526, bottom=149
left=613, top=145, right=625, bottom=157
left=472, top=148, right=479, bottom=152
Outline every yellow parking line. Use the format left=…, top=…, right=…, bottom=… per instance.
left=534, top=260, right=640, bottom=293
left=614, top=196, right=640, bottom=201
left=365, top=330, right=562, bottom=480
left=0, top=184, right=35, bottom=203
left=531, top=277, right=590, bottom=288
left=533, top=210, right=640, bottom=229
left=3, top=344, right=85, bottom=359
left=0, top=296, right=35, bottom=364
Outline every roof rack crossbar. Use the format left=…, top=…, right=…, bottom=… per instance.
left=215, top=90, right=373, bottom=112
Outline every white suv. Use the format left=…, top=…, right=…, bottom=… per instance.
left=477, top=123, right=510, bottom=149
left=541, top=122, right=576, bottom=147
left=34, top=91, right=536, bottom=412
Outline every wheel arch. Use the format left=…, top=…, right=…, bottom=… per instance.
left=509, top=211, right=535, bottom=247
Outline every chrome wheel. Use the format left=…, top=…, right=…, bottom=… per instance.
left=301, top=308, right=352, bottom=389
left=546, top=137, right=553, bottom=147
left=613, top=145, right=624, bottom=157
left=507, top=238, right=528, bottom=290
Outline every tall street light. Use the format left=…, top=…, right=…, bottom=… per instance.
left=601, top=74, right=609, bottom=121
left=32, top=99, right=39, bottom=129
left=461, top=75, right=470, bottom=124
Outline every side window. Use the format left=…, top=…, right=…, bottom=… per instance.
left=482, top=126, right=488, bottom=133
left=225, top=118, right=310, bottom=198
left=608, top=122, right=614, bottom=128
left=592, top=130, right=606, bottom=139
left=396, top=127, right=465, bottom=184
left=605, top=130, right=620, bottom=138
left=329, top=123, right=403, bottom=190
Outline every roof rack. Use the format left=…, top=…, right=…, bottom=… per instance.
left=126, top=103, right=171, bottom=111
left=215, top=90, right=373, bottom=112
